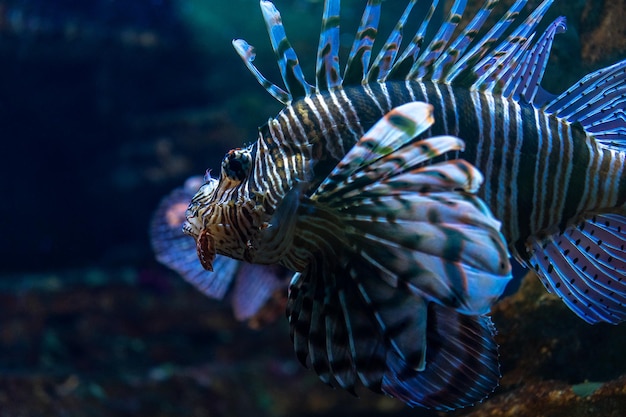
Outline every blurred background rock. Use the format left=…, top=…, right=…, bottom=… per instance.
left=0, top=1, right=624, bottom=416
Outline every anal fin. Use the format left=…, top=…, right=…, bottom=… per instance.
left=382, top=305, right=500, bottom=411
left=528, top=214, right=626, bottom=324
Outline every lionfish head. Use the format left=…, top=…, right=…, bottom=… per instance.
left=183, top=146, right=261, bottom=271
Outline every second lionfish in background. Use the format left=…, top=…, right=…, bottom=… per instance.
left=153, top=0, right=626, bottom=411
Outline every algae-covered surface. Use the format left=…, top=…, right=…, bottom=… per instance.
left=1, top=0, right=625, bottom=415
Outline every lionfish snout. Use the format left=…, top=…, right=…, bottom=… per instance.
left=182, top=210, right=216, bottom=272
left=183, top=180, right=219, bottom=271
left=181, top=171, right=216, bottom=235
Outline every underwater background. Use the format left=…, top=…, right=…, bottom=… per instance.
left=1, top=0, right=625, bottom=416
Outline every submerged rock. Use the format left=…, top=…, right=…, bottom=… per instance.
left=450, top=272, right=626, bottom=417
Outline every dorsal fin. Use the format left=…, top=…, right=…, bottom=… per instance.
left=387, top=0, right=440, bottom=81
left=491, top=14, right=566, bottom=107
left=232, top=39, right=291, bottom=105
left=316, top=0, right=342, bottom=92
left=260, top=0, right=313, bottom=101
left=366, top=0, right=418, bottom=83
left=408, top=0, right=468, bottom=81
left=470, top=31, right=532, bottom=93
left=235, top=0, right=564, bottom=103
left=429, top=0, right=498, bottom=81
left=343, top=0, right=382, bottom=85
left=470, top=0, right=556, bottom=94
left=444, top=0, right=529, bottom=84
left=503, top=17, right=566, bottom=105
left=544, top=58, right=626, bottom=147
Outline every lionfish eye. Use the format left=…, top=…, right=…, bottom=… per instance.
left=221, top=148, right=251, bottom=182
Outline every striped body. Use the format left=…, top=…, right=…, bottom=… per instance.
left=265, top=81, right=626, bottom=265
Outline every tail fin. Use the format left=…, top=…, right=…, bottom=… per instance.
left=528, top=214, right=626, bottom=324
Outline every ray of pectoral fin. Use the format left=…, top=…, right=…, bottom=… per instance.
left=381, top=303, right=500, bottom=410
left=312, top=101, right=512, bottom=314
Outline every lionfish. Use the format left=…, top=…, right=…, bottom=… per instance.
left=174, top=0, right=626, bottom=410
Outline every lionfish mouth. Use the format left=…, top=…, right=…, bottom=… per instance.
left=194, top=228, right=216, bottom=271
left=181, top=207, right=217, bottom=272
